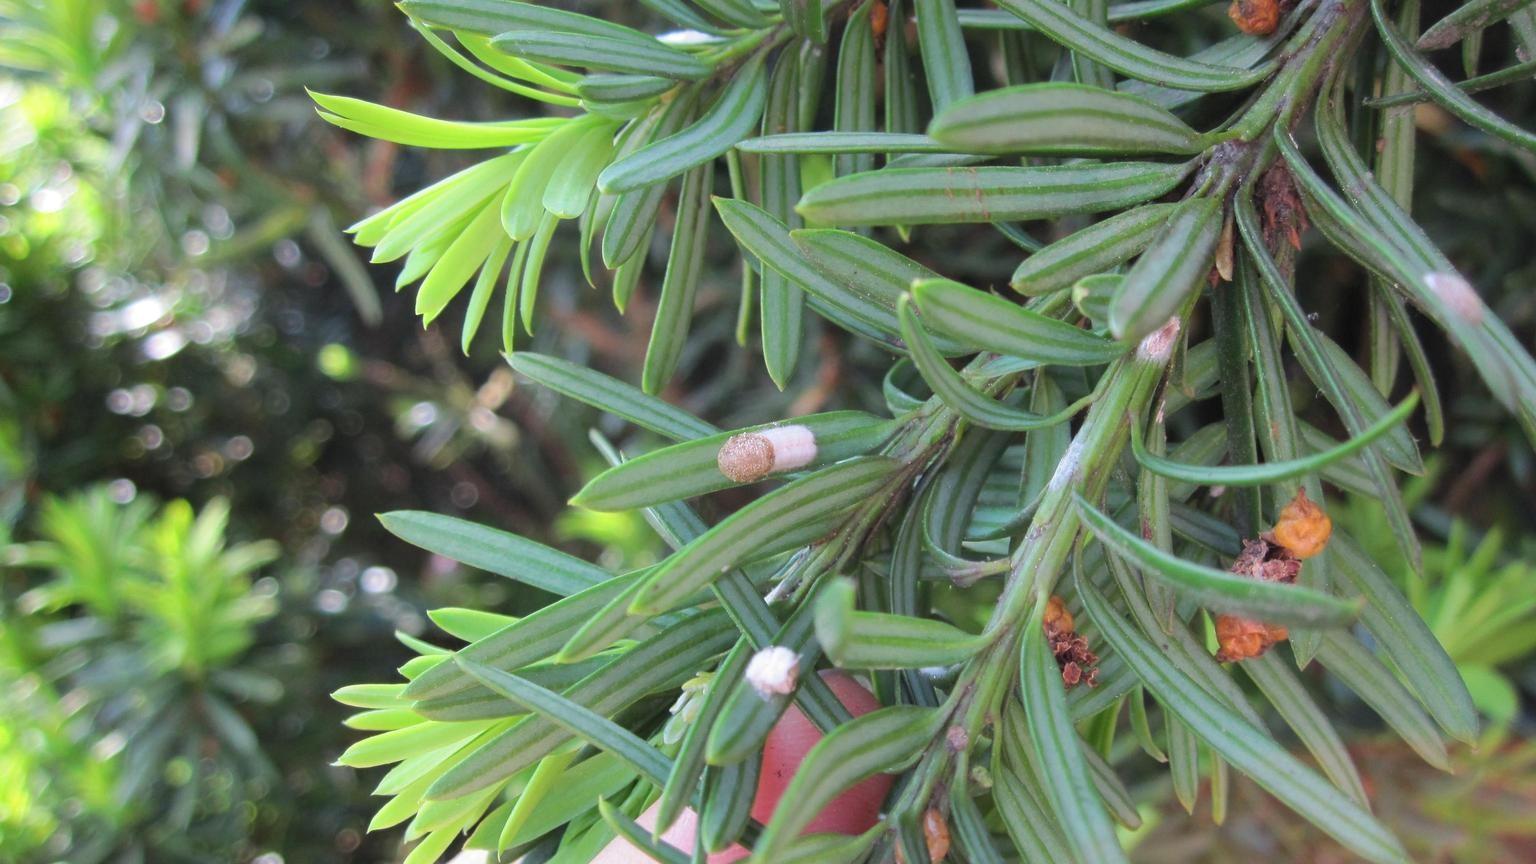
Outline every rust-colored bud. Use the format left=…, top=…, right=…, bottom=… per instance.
left=871, top=0, right=890, bottom=41
left=1272, top=489, right=1332, bottom=559
left=924, top=807, right=951, bottom=863
left=1214, top=614, right=1289, bottom=662
left=1043, top=594, right=1075, bottom=637
left=1227, top=0, right=1280, bottom=34
left=895, top=809, right=952, bottom=864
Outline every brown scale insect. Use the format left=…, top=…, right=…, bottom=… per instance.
left=715, top=425, right=818, bottom=483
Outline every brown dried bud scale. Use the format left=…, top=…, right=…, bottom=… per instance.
left=1042, top=595, right=1099, bottom=689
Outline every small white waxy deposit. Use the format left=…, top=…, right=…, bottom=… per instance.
left=1137, top=316, right=1182, bottom=363
left=744, top=645, right=800, bottom=697
left=1424, top=271, right=1484, bottom=324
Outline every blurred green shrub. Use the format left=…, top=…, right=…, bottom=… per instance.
left=1335, top=473, right=1536, bottom=737
left=1, top=486, right=282, bottom=862
left=0, top=3, right=628, bottom=858
left=0, top=642, right=117, bottom=860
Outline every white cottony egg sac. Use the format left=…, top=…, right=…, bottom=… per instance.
left=745, top=645, right=801, bottom=697
left=757, top=424, right=817, bottom=471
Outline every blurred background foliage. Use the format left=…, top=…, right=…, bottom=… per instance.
left=0, top=0, right=1532, bottom=862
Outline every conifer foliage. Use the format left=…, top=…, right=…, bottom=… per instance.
left=319, top=1, right=1536, bottom=861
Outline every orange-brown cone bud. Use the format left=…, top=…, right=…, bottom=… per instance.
left=925, top=807, right=951, bottom=863
left=1228, top=0, right=1280, bottom=34
left=1272, top=489, right=1332, bottom=559
left=1214, top=614, right=1289, bottom=662
left=1043, top=594, right=1075, bottom=638
left=871, top=0, right=890, bottom=41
